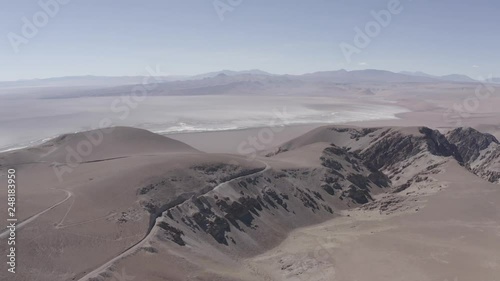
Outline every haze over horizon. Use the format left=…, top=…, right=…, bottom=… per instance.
left=2, top=0, right=499, bottom=81
left=0, top=68, right=489, bottom=83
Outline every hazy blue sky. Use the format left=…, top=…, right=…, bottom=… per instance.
left=1, top=0, right=499, bottom=80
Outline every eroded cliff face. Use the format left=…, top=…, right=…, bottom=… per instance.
left=142, top=127, right=500, bottom=254
left=151, top=154, right=391, bottom=256
left=120, top=136, right=395, bottom=261
left=135, top=127, right=457, bottom=253
left=447, top=127, right=500, bottom=184
left=301, top=126, right=500, bottom=187
left=446, top=127, right=499, bottom=163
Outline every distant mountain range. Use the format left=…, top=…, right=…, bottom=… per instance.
left=189, top=69, right=274, bottom=80
left=400, top=71, right=478, bottom=83
left=300, top=69, right=440, bottom=83
left=0, top=75, right=187, bottom=88
left=26, top=68, right=496, bottom=99
left=1, top=69, right=498, bottom=93
left=490, top=77, right=500, bottom=83
left=190, top=69, right=483, bottom=83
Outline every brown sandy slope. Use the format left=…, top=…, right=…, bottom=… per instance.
left=0, top=127, right=265, bottom=281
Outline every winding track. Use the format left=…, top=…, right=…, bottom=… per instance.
left=76, top=159, right=271, bottom=281
left=0, top=189, right=72, bottom=239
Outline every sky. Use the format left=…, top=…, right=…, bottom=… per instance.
left=0, top=0, right=499, bottom=81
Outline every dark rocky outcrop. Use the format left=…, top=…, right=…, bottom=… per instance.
left=217, top=198, right=256, bottom=229
left=446, top=127, right=500, bottom=184
left=419, top=127, right=462, bottom=161
left=157, top=222, right=186, bottom=246
left=446, top=127, right=499, bottom=163
left=192, top=210, right=231, bottom=245
left=359, top=127, right=461, bottom=171
left=345, top=185, right=373, bottom=204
